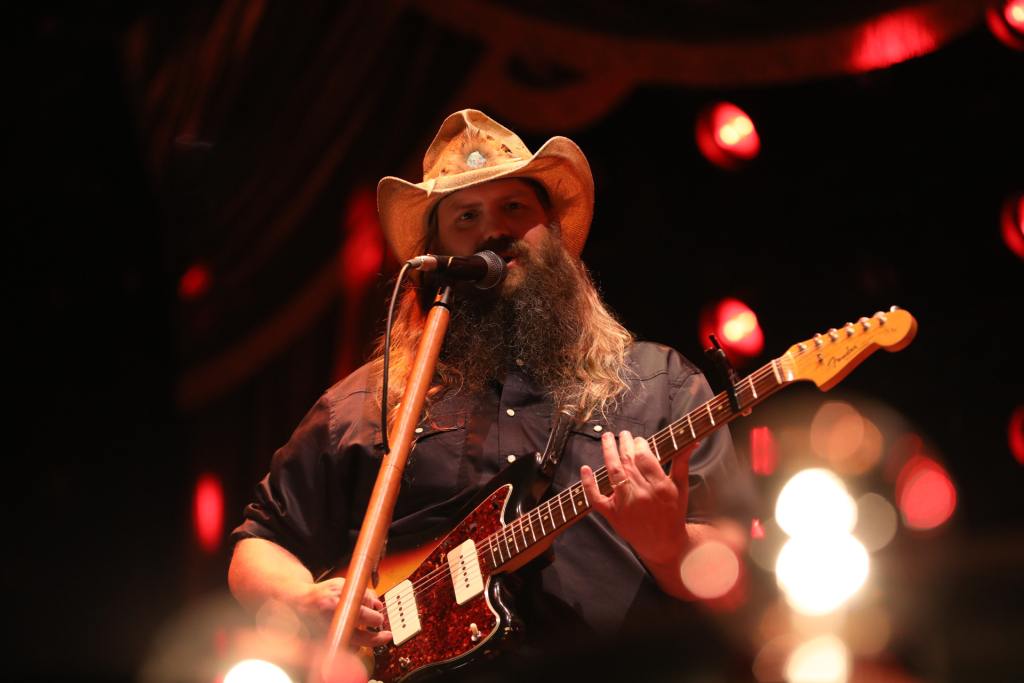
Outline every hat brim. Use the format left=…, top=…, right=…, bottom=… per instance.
left=377, top=136, right=594, bottom=264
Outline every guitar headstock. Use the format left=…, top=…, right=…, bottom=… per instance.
left=784, top=307, right=918, bottom=391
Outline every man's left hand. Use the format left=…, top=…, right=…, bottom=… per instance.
left=580, top=430, right=699, bottom=567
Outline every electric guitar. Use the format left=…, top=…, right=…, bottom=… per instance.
left=335, top=308, right=917, bottom=682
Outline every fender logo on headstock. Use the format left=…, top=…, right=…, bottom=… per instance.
left=822, top=344, right=859, bottom=368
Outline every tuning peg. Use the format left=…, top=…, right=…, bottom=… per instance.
left=829, top=328, right=839, bottom=341
left=814, top=333, right=825, bottom=348
left=889, top=305, right=900, bottom=312
left=859, top=317, right=871, bottom=330
left=845, top=323, right=856, bottom=336
left=874, top=311, right=888, bottom=325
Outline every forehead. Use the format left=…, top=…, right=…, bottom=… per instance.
left=437, top=178, right=538, bottom=211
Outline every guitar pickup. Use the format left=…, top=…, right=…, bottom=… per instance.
left=384, top=579, right=421, bottom=646
left=447, top=539, right=484, bottom=605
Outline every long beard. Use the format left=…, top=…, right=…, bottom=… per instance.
left=440, top=233, right=585, bottom=399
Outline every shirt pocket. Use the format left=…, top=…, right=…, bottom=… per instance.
left=397, top=411, right=469, bottom=511
left=553, top=414, right=648, bottom=489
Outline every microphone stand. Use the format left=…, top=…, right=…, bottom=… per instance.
left=320, top=284, right=453, bottom=680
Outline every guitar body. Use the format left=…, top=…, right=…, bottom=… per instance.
left=341, top=455, right=543, bottom=682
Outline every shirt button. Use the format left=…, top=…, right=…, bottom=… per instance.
left=414, top=427, right=424, bottom=434
left=593, top=424, right=603, bottom=432
left=506, top=408, right=516, bottom=417
left=507, top=454, right=517, bottom=463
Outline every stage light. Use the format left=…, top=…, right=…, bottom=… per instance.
left=776, top=468, right=857, bottom=538
left=810, top=401, right=884, bottom=475
left=750, top=426, right=778, bottom=476
left=194, top=473, right=224, bottom=553
left=854, top=492, right=899, bottom=552
left=696, top=102, right=761, bottom=169
left=224, top=659, right=293, bottom=683
left=1010, top=405, right=1024, bottom=465
left=698, top=297, right=764, bottom=364
left=680, top=540, right=741, bottom=600
left=1000, top=192, right=1024, bottom=260
left=785, top=634, right=850, bottom=683
left=776, top=534, right=870, bottom=615
left=987, top=0, right=1024, bottom=50
left=178, top=262, right=212, bottom=300
left=895, top=455, right=957, bottom=530
left=340, top=187, right=385, bottom=291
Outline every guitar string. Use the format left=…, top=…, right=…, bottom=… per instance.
left=376, top=328, right=899, bottom=612
left=378, top=363, right=782, bottom=612
left=379, top=363, right=784, bottom=611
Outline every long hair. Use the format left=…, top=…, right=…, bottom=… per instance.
left=367, top=241, right=635, bottom=425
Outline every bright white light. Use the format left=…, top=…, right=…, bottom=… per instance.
left=680, top=540, right=740, bottom=599
left=224, top=659, right=294, bottom=683
left=776, top=534, right=869, bottom=615
left=776, top=469, right=857, bottom=538
left=785, top=634, right=849, bottom=683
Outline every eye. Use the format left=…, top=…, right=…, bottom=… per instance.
left=505, top=200, right=524, bottom=211
left=457, top=210, right=477, bottom=223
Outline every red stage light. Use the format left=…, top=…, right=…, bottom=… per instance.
left=194, top=473, right=224, bottom=553
left=987, top=0, right=1024, bottom=50
left=178, top=263, right=212, bottom=300
left=896, top=455, right=956, bottom=530
left=698, top=297, right=765, bottom=364
left=750, top=518, right=766, bottom=540
left=1000, top=192, right=1024, bottom=260
left=696, top=102, right=761, bottom=170
left=1009, top=405, right=1024, bottom=465
left=750, top=426, right=778, bottom=476
left=340, top=187, right=385, bottom=291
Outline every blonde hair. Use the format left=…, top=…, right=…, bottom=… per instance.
left=367, top=250, right=635, bottom=425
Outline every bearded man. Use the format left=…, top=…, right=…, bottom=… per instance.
left=228, top=110, right=755, bottom=678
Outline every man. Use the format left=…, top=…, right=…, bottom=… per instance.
left=229, top=110, right=755, bottom=677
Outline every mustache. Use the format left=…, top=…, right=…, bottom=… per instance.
left=476, top=236, right=525, bottom=257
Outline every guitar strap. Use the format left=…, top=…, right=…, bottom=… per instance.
left=530, top=406, right=579, bottom=503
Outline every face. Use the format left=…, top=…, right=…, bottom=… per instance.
left=434, top=178, right=553, bottom=288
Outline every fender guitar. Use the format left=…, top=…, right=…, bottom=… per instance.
left=335, top=308, right=917, bottom=682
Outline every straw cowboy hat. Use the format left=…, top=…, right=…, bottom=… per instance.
left=377, top=109, right=595, bottom=264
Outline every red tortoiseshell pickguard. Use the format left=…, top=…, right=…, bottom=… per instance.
left=373, top=484, right=511, bottom=682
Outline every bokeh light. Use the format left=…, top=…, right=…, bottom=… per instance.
left=988, top=0, right=1024, bottom=50
left=750, top=426, right=778, bottom=476
left=776, top=534, right=869, bottom=615
left=854, top=493, right=899, bottom=552
left=776, top=468, right=857, bottom=538
left=223, top=659, right=293, bottom=683
left=1000, top=193, right=1024, bottom=259
left=895, top=455, right=957, bottom=530
left=193, top=473, right=224, bottom=553
left=698, top=297, right=765, bottom=364
left=696, top=101, right=761, bottom=169
left=785, top=634, right=850, bottom=683
left=1010, top=405, right=1024, bottom=465
left=681, top=540, right=741, bottom=599
left=810, top=401, right=884, bottom=475
left=179, top=262, right=212, bottom=300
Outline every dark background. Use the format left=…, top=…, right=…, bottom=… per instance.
left=8, top=1, right=1022, bottom=681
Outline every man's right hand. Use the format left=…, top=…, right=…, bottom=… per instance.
left=297, top=578, right=392, bottom=647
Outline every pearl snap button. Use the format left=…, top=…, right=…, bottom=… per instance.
left=506, top=408, right=515, bottom=417
left=507, top=454, right=516, bottom=463
left=593, top=425, right=603, bottom=432
left=414, top=427, right=423, bottom=434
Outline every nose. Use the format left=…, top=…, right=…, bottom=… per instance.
left=478, top=215, right=516, bottom=251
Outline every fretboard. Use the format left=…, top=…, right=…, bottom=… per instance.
left=481, top=356, right=793, bottom=571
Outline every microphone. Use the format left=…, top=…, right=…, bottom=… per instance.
left=406, top=250, right=507, bottom=289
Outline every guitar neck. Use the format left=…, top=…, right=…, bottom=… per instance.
left=482, top=356, right=795, bottom=571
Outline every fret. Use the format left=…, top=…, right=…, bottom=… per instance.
left=539, top=505, right=549, bottom=534
left=771, top=358, right=782, bottom=384
left=519, top=520, right=528, bottom=549
left=509, top=528, right=519, bottom=554
left=687, top=413, right=696, bottom=438
left=748, top=374, right=758, bottom=399
left=569, top=489, right=577, bottom=514
left=668, top=423, right=678, bottom=450
left=494, top=536, right=505, bottom=564
left=527, top=514, right=537, bottom=542
left=651, top=437, right=661, bottom=461
left=706, top=403, right=715, bottom=426
left=580, top=482, right=589, bottom=508
left=558, top=497, right=567, bottom=524
left=490, top=540, right=499, bottom=568
left=503, top=532, right=513, bottom=559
